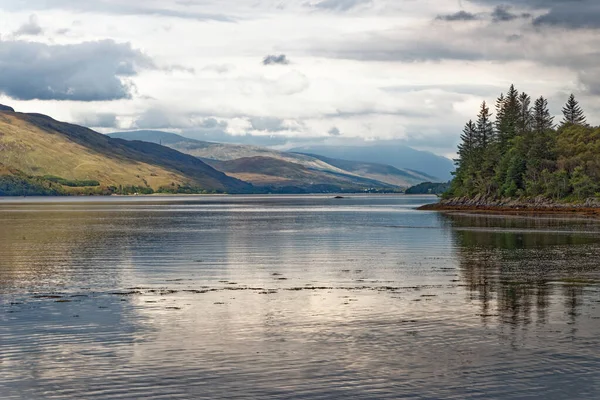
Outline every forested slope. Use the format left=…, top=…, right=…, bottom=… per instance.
left=447, top=86, right=599, bottom=203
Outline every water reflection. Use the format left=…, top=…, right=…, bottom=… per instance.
left=444, top=213, right=600, bottom=333
left=1, top=197, right=600, bottom=399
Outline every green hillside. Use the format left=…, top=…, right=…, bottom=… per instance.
left=0, top=107, right=251, bottom=195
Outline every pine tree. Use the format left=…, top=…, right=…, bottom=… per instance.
left=517, top=92, right=533, bottom=135
left=533, top=96, right=554, bottom=134
left=495, top=93, right=505, bottom=128
left=561, top=94, right=586, bottom=126
left=475, top=101, right=494, bottom=149
left=496, top=85, right=520, bottom=152
left=457, top=120, right=477, bottom=164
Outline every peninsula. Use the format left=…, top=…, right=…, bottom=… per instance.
left=421, top=85, right=600, bottom=215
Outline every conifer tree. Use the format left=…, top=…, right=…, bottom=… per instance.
left=496, top=85, right=520, bottom=151
left=517, top=92, right=533, bottom=135
left=457, top=120, right=477, bottom=164
left=561, top=94, right=586, bottom=126
left=533, top=96, right=554, bottom=134
left=495, top=93, right=505, bottom=128
left=475, top=101, right=494, bottom=149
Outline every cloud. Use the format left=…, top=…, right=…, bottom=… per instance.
left=436, top=11, right=478, bottom=21
left=533, top=2, right=600, bottom=29
left=0, top=39, right=155, bottom=101
left=262, top=54, right=290, bottom=65
left=0, top=1, right=234, bottom=22
left=250, top=117, right=286, bottom=131
left=202, top=64, right=234, bottom=74
left=491, top=5, right=530, bottom=22
left=310, top=0, right=372, bottom=12
left=76, top=112, right=118, bottom=128
left=328, top=127, right=341, bottom=136
left=14, top=14, right=43, bottom=36
left=471, top=0, right=600, bottom=29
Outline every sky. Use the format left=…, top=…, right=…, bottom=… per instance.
left=0, top=0, right=598, bottom=158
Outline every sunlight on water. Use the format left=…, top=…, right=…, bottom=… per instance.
left=1, top=195, right=599, bottom=399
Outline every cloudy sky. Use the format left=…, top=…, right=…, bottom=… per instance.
left=0, top=0, right=598, bottom=157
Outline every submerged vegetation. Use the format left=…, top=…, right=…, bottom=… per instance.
left=447, top=86, right=600, bottom=202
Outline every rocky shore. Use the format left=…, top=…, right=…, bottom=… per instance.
left=419, top=195, right=600, bottom=217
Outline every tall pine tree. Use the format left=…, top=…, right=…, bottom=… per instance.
left=476, top=101, right=494, bottom=149
left=496, top=85, right=520, bottom=152
left=533, top=96, right=554, bottom=134
left=457, top=120, right=477, bottom=164
left=561, top=94, right=586, bottom=126
left=517, top=92, right=533, bottom=135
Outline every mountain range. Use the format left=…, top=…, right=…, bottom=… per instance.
left=0, top=105, right=451, bottom=196
left=290, top=144, right=454, bottom=181
left=109, top=130, right=442, bottom=188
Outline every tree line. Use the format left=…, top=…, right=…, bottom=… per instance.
left=447, top=85, right=599, bottom=201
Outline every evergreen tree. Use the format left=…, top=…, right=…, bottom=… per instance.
left=517, top=92, right=533, bottom=135
left=495, top=93, right=505, bottom=129
left=446, top=86, right=597, bottom=203
left=495, top=85, right=520, bottom=152
left=533, top=96, right=554, bottom=134
left=475, top=101, right=494, bottom=149
left=561, top=94, right=586, bottom=126
left=457, top=120, right=477, bottom=164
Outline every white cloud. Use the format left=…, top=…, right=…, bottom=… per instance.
left=0, top=0, right=597, bottom=157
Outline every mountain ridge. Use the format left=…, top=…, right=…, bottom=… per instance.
left=108, top=130, right=437, bottom=187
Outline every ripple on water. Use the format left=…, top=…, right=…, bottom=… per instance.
left=1, top=195, right=600, bottom=399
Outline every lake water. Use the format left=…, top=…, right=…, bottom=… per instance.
left=1, top=195, right=599, bottom=399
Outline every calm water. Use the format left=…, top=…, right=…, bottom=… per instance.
left=1, top=195, right=599, bottom=399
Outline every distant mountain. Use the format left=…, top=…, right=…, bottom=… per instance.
left=0, top=109, right=251, bottom=195
left=109, top=131, right=435, bottom=188
left=289, top=144, right=455, bottom=181
left=206, top=156, right=398, bottom=191
left=299, top=153, right=437, bottom=187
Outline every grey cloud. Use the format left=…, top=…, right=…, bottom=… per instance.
left=436, top=11, right=478, bottom=21
left=77, top=113, right=118, bottom=128
left=134, top=109, right=229, bottom=131
left=251, top=117, right=287, bottom=132
left=135, top=108, right=185, bottom=129
left=328, top=127, right=341, bottom=136
left=0, top=39, right=154, bottom=101
left=533, top=2, right=600, bottom=29
left=472, top=0, right=600, bottom=29
left=199, top=117, right=228, bottom=130
left=311, top=0, right=372, bottom=12
left=0, top=0, right=234, bottom=22
left=262, top=54, right=290, bottom=65
left=578, top=68, right=600, bottom=96
left=14, top=14, right=43, bottom=36
left=491, top=6, right=523, bottom=22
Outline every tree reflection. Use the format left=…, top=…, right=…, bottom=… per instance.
left=443, top=213, right=600, bottom=329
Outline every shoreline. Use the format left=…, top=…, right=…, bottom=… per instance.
left=419, top=198, right=600, bottom=218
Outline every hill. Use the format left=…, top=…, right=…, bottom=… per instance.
left=296, top=153, right=437, bottom=186
left=289, top=143, right=455, bottom=181
left=206, top=156, right=398, bottom=192
left=0, top=109, right=251, bottom=195
left=108, top=130, right=433, bottom=187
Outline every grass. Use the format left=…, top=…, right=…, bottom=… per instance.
left=0, top=113, right=201, bottom=191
